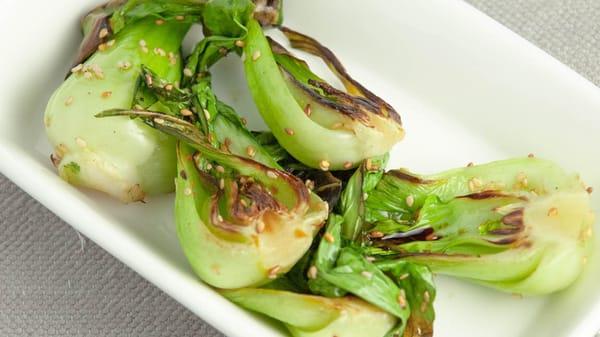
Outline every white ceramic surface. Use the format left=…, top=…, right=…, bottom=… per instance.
left=1, top=1, right=599, bottom=336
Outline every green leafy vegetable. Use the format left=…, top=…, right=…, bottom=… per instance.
left=365, top=158, right=595, bottom=295
left=202, top=0, right=254, bottom=36
left=377, top=260, right=436, bottom=337
left=338, top=155, right=388, bottom=241
left=243, top=19, right=404, bottom=170
left=45, top=14, right=191, bottom=202
left=221, top=288, right=398, bottom=337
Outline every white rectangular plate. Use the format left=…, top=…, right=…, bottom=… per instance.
left=1, top=1, right=599, bottom=336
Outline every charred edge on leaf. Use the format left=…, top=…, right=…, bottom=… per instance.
left=387, top=170, right=433, bottom=184
left=458, top=190, right=529, bottom=202
left=501, top=209, right=524, bottom=227
left=69, top=0, right=125, bottom=74
left=379, top=227, right=436, bottom=244
left=229, top=178, right=284, bottom=223
left=270, top=37, right=387, bottom=127
left=235, top=156, right=310, bottom=210
left=278, top=26, right=402, bottom=125
left=290, top=169, right=342, bottom=211
left=279, top=64, right=372, bottom=125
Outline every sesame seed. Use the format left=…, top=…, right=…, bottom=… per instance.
left=267, top=265, right=281, bottom=279
left=547, top=207, right=558, bottom=216
left=164, top=84, right=173, bottom=91
left=145, top=74, right=153, bottom=86
left=98, top=43, right=108, bottom=52
left=304, top=104, right=312, bottom=116
left=241, top=117, right=247, bottom=125
left=98, top=28, right=109, bottom=38
left=331, top=122, right=343, bottom=129
left=216, top=165, right=225, bottom=173
left=361, top=271, right=373, bottom=279
left=141, top=46, right=148, bottom=53
left=175, top=15, right=185, bottom=21
left=406, top=195, right=414, bottom=207
left=319, top=160, right=330, bottom=171
left=307, top=265, right=318, bottom=279
left=64, top=96, right=74, bottom=106
left=256, top=222, right=265, bottom=233
left=101, top=91, right=112, bottom=98
left=252, top=50, right=261, bottom=61
left=93, top=68, right=104, bottom=79
left=203, top=109, right=211, bottom=120
left=235, top=40, right=245, bottom=48
left=154, top=47, right=166, bottom=56
left=468, top=177, right=482, bottom=192
left=180, top=108, right=193, bottom=116
left=397, top=290, right=407, bottom=309
left=323, top=232, right=335, bottom=243
left=365, top=256, right=376, bottom=262
left=343, top=161, right=353, bottom=169
left=219, top=47, right=228, bottom=55
left=240, top=199, right=248, bottom=207
left=528, top=153, right=535, bottom=158
left=71, top=64, right=83, bottom=73
left=425, top=233, right=438, bottom=241
left=155, top=19, right=165, bottom=25
left=207, top=133, right=215, bottom=143
left=83, top=71, right=93, bottom=79
left=365, top=158, right=373, bottom=170
left=305, top=179, right=315, bottom=190
left=467, top=162, right=474, bottom=167
left=75, top=137, right=87, bottom=148
left=267, top=171, right=278, bottom=179
left=220, top=143, right=230, bottom=153
left=586, top=187, right=593, bottom=194
left=139, top=39, right=147, bottom=47
left=420, top=301, right=428, bottom=313
left=206, top=163, right=213, bottom=170
left=517, top=172, right=528, bottom=187
left=399, top=273, right=410, bottom=280
left=284, top=128, right=295, bottom=136
left=246, top=146, right=256, bottom=158
left=133, top=104, right=144, bottom=110
left=118, top=61, right=131, bottom=70
left=217, top=214, right=224, bottom=222
left=184, top=187, right=192, bottom=195
left=423, top=291, right=431, bottom=302
left=57, top=144, right=68, bottom=156
left=370, top=231, right=384, bottom=239
left=219, top=178, right=225, bottom=190
left=154, top=118, right=165, bottom=125
left=106, top=39, right=115, bottom=47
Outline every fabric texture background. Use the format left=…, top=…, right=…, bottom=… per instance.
left=1, top=1, right=599, bottom=336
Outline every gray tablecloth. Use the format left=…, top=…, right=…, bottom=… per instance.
left=1, top=1, right=599, bottom=336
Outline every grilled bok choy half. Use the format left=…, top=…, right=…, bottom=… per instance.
left=243, top=19, right=404, bottom=171
left=365, top=158, right=595, bottom=295
left=175, top=139, right=327, bottom=288
left=43, top=0, right=282, bottom=202
left=44, top=2, right=198, bottom=202
left=222, top=288, right=398, bottom=337
left=100, top=67, right=328, bottom=289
